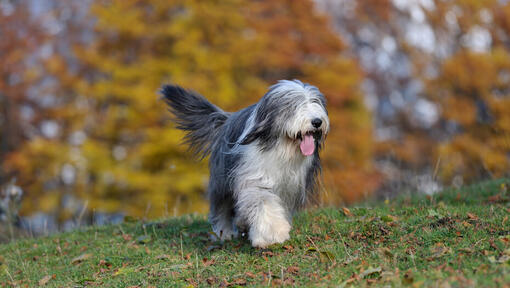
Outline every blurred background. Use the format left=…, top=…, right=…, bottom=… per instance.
left=1, top=0, right=509, bottom=241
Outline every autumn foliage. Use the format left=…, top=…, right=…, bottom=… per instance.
left=1, top=0, right=509, bottom=223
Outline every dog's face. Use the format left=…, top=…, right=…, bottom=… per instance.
left=241, top=80, right=329, bottom=156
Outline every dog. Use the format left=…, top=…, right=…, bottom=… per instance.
left=162, top=80, right=329, bottom=248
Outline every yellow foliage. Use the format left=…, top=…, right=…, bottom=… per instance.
left=5, top=0, right=377, bottom=220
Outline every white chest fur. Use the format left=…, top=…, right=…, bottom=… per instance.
left=235, top=139, right=313, bottom=212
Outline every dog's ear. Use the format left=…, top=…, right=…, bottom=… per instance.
left=240, top=101, right=277, bottom=146
left=240, top=118, right=272, bottom=145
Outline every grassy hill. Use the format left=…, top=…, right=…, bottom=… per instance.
left=1, top=179, right=509, bottom=287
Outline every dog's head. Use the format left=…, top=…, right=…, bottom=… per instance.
left=240, top=80, right=329, bottom=156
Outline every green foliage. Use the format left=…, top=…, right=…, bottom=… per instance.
left=0, top=179, right=508, bottom=287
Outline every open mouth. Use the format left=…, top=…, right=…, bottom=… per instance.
left=296, top=130, right=322, bottom=156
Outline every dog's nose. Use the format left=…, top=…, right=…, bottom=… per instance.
left=311, top=118, right=322, bottom=128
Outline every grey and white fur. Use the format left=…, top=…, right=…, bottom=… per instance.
left=162, top=80, right=329, bottom=248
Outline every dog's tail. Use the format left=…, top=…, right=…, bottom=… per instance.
left=161, top=84, right=229, bottom=158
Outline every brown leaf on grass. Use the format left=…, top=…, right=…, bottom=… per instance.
left=245, top=272, right=256, bottom=278
left=155, top=254, right=171, bottom=260
left=122, top=234, right=132, bottom=241
left=342, top=207, right=352, bottom=217
left=98, top=259, right=112, bottom=268
left=202, top=257, right=215, bottom=267
left=231, top=278, right=247, bottom=286
left=488, top=194, right=503, bottom=203
left=378, top=247, right=394, bottom=258
left=287, top=266, right=300, bottom=275
left=262, top=251, right=274, bottom=257
left=467, top=213, right=478, bottom=221
left=402, top=270, right=414, bottom=284
left=38, top=275, right=55, bottom=286
left=458, top=248, right=474, bottom=254
left=207, top=277, right=217, bottom=284
left=283, top=245, right=294, bottom=251
left=71, top=253, right=91, bottom=265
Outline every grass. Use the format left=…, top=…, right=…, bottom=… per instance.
left=1, top=179, right=509, bottom=287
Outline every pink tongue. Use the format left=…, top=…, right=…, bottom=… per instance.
left=300, top=135, right=315, bottom=156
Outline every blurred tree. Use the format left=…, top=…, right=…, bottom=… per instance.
left=320, top=0, right=510, bottom=191
left=6, top=0, right=377, bottom=221
left=0, top=2, right=48, bottom=183
left=424, top=0, right=510, bottom=182
left=317, top=0, right=440, bottom=190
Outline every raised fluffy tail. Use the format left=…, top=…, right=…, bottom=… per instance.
left=161, top=84, right=229, bottom=158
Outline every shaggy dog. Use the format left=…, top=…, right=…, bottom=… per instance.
left=162, top=80, right=329, bottom=248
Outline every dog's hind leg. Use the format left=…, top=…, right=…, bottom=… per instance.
left=235, top=188, right=291, bottom=248
left=208, top=195, right=238, bottom=241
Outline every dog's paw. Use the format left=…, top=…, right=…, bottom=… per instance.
left=249, top=219, right=291, bottom=248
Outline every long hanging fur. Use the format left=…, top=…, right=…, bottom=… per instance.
left=161, top=85, right=230, bottom=159
left=162, top=80, right=329, bottom=248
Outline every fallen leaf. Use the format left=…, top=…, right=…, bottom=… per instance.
left=488, top=194, right=502, bottom=203
left=379, top=247, right=394, bottom=258
left=402, top=269, right=414, bottom=284
left=458, top=248, right=474, bottom=254
left=342, top=207, right=352, bottom=217
left=245, top=272, right=256, bottom=278
left=467, top=213, right=478, bottom=220
left=207, top=277, right=217, bottom=284
left=71, top=253, right=91, bottom=265
left=202, top=257, right=215, bottom=267
left=283, top=245, right=294, bottom=251
left=287, top=266, right=300, bottom=275
left=155, top=254, right=171, bottom=260
left=231, top=278, right=247, bottom=285
left=38, top=275, right=54, bottom=286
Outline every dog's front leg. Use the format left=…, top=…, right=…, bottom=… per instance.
left=236, top=188, right=291, bottom=248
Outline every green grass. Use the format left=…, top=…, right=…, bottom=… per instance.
left=1, top=179, right=509, bottom=287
